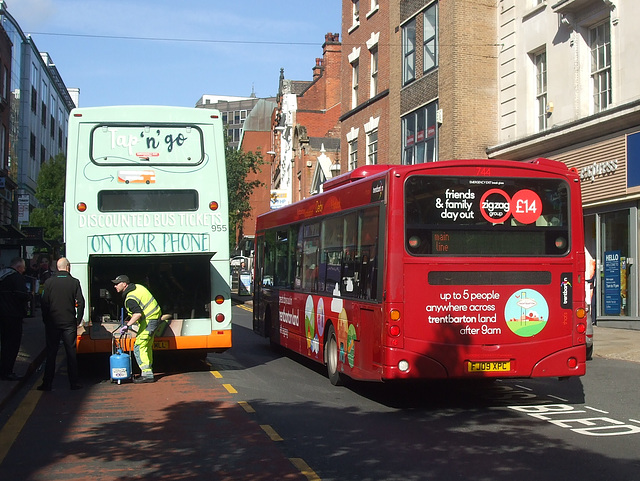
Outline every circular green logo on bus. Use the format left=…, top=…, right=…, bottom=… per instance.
left=504, top=289, right=549, bottom=337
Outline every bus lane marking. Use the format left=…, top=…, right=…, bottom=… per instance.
left=491, top=384, right=640, bottom=437
left=207, top=355, right=320, bottom=479
left=548, top=395, right=569, bottom=402
left=238, top=401, right=256, bottom=413
left=483, top=383, right=640, bottom=437
left=585, top=406, right=609, bottom=414
left=223, top=383, right=237, bottom=394
left=261, top=424, right=284, bottom=441
left=289, top=457, right=321, bottom=481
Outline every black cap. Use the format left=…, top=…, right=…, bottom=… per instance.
left=111, top=275, right=130, bottom=284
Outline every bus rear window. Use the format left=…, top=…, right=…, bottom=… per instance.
left=404, top=176, right=570, bottom=256
left=98, top=190, right=198, bottom=212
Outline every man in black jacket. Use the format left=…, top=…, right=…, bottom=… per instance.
left=0, top=257, right=29, bottom=381
left=38, top=257, right=85, bottom=391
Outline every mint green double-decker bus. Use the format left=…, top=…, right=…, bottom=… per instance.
left=65, top=106, right=231, bottom=355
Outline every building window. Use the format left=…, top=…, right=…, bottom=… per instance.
left=352, top=0, right=360, bottom=25
left=349, top=139, right=358, bottom=171
left=31, top=86, right=37, bottom=113
left=423, top=3, right=438, bottom=73
left=30, top=133, right=36, bottom=159
left=366, top=130, right=378, bottom=165
left=368, top=0, right=379, bottom=16
left=402, top=102, right=438, bottom=165
left=590, top=21, right=612, bottom=113
left=370, top=47, right=378, bottom=98
left=1, top=65, right=6, bottom=100
left=402, top=19, right=416, bottom=85
left=534, top=50, right=547, bottom=131
left=31, top=62, right=38, bottom=86
left=352, top=60, right=359, bottom=109
left=1, top=125, right=6, bottom=171
left=41, top=101, right=47, bottom=127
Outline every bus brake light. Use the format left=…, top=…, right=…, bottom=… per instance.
left=576, top=322, right=586, bottom=334
left=77, top=202, right=87, bottom=212
left=215, top=313, right=225, bottom=323
left=209, top=201, right=219, bottom=211
left=389, top=309, right=402, bottom=337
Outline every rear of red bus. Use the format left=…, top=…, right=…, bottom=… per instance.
left=383, top=159, right=587, bottom=380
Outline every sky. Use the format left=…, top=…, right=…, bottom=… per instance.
left=10, top=0, right=342, bottom=108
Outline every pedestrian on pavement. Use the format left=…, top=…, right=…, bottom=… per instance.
left=113, top=274, right=162, bottom=383
left=0, top=257, right=30, bottom=381
left=35, top=255, right=53, bottom=304
left=38, top=257, right=85, bottom=391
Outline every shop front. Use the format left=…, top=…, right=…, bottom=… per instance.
left=555, top=130, right=640, bottom=329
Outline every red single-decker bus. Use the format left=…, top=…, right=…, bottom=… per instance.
left=253, top=159, right=587, bottom=385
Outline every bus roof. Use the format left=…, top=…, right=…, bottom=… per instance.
left=322, top=158, right=572, bottom=193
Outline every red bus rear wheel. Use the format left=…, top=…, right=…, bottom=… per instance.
left=326, top=325, right=343, bottom=386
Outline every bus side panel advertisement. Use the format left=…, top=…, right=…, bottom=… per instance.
left=278, top=292, right=359, bottom=370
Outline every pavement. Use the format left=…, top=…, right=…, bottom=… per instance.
left=1, top=300, right=639, bottom=413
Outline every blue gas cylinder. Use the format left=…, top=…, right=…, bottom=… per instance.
left=110, top=348, right=132, bottom=383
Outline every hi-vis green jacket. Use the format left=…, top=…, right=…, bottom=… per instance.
left=124, top=284, right=161, bottom=323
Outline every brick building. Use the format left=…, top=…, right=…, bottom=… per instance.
left=401, top=0, right=498, bottom=163
left=237, top=98, right=277, bottom=241
left=272, top=33, right=342, bottom=204
left=340, top=0, right=499, bottom=171
left=340, top=0, right=391, bottom=169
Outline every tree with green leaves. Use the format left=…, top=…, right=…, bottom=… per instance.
left=29, top=153, right=65, bottom=245
left=225, top=144, right=264, bottom=250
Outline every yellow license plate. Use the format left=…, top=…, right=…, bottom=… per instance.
left=153, top=340, right=170, bottom=350
left=468, top=361, right=511, bottom=372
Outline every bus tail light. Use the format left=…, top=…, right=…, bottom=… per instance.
left=77, top=202, right=87, bottom=212
left=209, top=201, right=219, bottom=211
left=567, top=357, right=578, bottom=369
left=389, top=309, right=401, bottom=337
left=214, top=295, right=224, bottom=305
left=574, top=308, right=587, bottom=346
left=215, top=313, right=225, bottom=323
left=388, top=308, right=402, bottom=342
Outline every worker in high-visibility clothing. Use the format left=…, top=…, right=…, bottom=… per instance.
left=113, top=274, right=162, bottom=383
